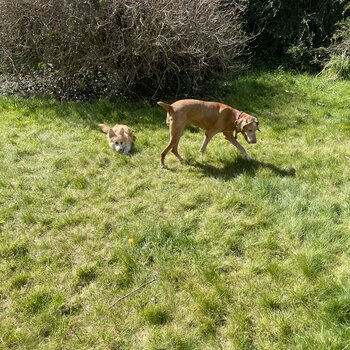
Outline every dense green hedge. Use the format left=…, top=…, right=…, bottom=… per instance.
left=244, top=0, right=345, bottom=70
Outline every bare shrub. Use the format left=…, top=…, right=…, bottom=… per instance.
left=0, top=0, right=248, bottom=99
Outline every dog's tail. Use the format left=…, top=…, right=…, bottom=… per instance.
left=157, top=101, right=174, bottom=125
left=157, top=101, right=173, bottom=113
left=99, top=123, right=110, bottom=134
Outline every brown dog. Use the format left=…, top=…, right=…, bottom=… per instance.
left=158, top=99, right=259, bottom=168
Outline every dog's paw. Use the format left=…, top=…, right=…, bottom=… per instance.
left=245, top=155, right=252, bottom=161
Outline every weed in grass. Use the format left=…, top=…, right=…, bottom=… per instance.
left=22, top=290, right=63, bottom=314
left=75, top=265, right=98, bottom=287
left=108, top=249, right=139, bottom=287
left=226, top=311, right=256, bottom=350
left=324, top=287, right=350, bottom=325
left=1, top=240, right=29, bottom=258
left=58, top=301, right=82, bottom=316
left=141, top=304, right=172, bottom=326
left=295, top=250, right=329, bottom=280
left=260, top=293, right=282, bottom=311
left=10, top=273, right=31, bottom=290
left=148, top=331, right=196, bottom=350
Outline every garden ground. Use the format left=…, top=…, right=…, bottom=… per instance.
left=0, top=70, right=350, bottom=349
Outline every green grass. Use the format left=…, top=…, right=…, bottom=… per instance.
left=0, top=70, right=350, bottom=349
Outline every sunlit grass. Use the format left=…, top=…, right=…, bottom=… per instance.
left=0, top=70, right=350, bottom=349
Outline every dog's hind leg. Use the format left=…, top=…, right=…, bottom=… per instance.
left=160, top=126, right=185, bottom=168
left=171, top=141, right=183, bottom=162
left=160, top=136, right=181, bottom=168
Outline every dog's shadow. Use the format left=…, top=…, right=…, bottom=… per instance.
left=191, top=158, right=296, bottom=180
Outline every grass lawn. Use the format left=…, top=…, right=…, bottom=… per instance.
left=0, top=70, right=350, bottom=350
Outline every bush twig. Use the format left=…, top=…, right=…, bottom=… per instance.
left=110, top=277, right=158, bottom=307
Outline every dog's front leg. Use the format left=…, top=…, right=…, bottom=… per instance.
left=223, top=132, right=252, bottom=161
left=200, top=130, right=216, bottom=153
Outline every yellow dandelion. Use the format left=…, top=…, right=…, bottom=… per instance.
left=128, top=238, right=134, bottom=244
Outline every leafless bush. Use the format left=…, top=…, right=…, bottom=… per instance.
left=0, top=0, right=249, bottom=99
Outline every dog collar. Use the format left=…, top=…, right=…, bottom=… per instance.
left=235, top=111, right=244, bottom=132
left=236, top=111, right=244, bottom=123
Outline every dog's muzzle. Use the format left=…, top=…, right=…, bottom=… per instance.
left=243, top=133, right=257, bottom=144
left=114, top=145, right=124, bottom=153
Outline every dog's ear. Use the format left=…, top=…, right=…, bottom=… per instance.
left=99, top=123, right=110, bottom=134
left=119, top=127, right=125, bottom=136
left=108, top=128, right=115, bottom=138
left=237, top=119, right=248, bottom=132
left=252, top=117, right=260, bottom=132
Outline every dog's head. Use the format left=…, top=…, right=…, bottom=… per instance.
left=107, top=127, right=128, bottom=153
left=236, top=113, right=260, bottom=144
left=99, top=124, right=132, bottom=153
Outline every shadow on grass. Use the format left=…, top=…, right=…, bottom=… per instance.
left=2, top=70, right=301, bottom=133
left=2, top=69, right=314, bottom=145
left=192, top=158, right=296, bottom=180
left=9, top=96, right=166, bottom=129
